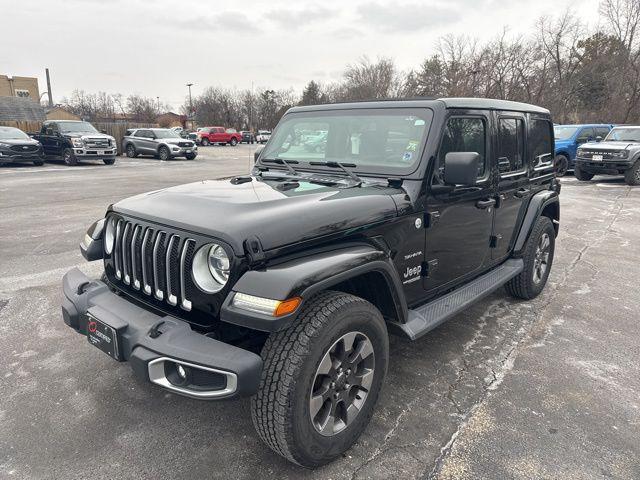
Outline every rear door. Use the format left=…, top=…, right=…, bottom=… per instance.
left=423, top=111, right=494, bottom=292
left=491, top=113, right=530, bottom=261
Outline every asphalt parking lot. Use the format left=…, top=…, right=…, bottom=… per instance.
left=1, top=146, right=639, bottom=479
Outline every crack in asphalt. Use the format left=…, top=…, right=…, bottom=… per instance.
left=422, top=187, right=632, bottom=480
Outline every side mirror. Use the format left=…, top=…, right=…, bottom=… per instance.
left=254, top=146, right=264, bottom=163
left=443, top=152, right=480, bottom=186
left=100, top=129, right=107, bottom=134
left=45, top=128, right=54, bottom=136
left=595, top=136, right=603, bottom=142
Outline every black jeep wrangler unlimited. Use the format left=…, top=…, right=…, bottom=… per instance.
left=62, top=98, right=560, bottom=467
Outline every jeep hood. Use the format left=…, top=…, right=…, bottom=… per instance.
left=111, top=177, right=400, bottom=254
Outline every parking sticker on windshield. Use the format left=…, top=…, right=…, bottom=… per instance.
left=402, top=151, right=413, bottom=162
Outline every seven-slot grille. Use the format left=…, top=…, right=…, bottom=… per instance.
left=111, top=218, right=197, bottom=311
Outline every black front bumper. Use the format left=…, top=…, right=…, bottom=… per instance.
left=0, top=152, right=44, bottom=163
left=62, top=268, right=262, bottom=399
left=576, top=157, right=634, bottom=174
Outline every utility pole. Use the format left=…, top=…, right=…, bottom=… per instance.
left=157, top=96, right=160, bottom=113
left=186, top=83, right=194, bottom=128
left=45, top=68, right=53, bottom=107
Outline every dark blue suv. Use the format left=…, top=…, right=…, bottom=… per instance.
left=553, top=124, right=613, bottom=176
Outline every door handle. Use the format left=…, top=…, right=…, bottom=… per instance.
left=476, top=198, right=496, bottom=209
left=514, top=188, right=530, bottom=198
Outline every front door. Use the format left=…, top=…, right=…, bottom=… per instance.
left=492, top=113, right=530, bottom=261
left=423, top=112, right=494, bottom=293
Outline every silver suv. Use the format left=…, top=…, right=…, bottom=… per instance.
left=122, top=128, right=198, bottom=160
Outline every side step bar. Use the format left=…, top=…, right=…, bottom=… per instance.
left=399, top=258, right=524, bottom=340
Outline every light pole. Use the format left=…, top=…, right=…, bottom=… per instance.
left=186, top=83, right=194, bottom=128
left=156, top=96, right=160, bottom=113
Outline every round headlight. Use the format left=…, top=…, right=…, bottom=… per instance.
left=192, top=243, right=230, bottom=293
left=104, top=217, right=116, bottom=254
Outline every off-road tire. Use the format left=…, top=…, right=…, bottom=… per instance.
left=251, top=291, right=389, bottom=468
left=574, top=163, right=594, bottom=181
left=505, top=216, right=555, bottom=300
left=125, top=144, right=137, bottom=158
left=229, top=137, right=238, bottom=146
left=158, top=146, right=171, bottom=161
left=624, top=159, right=640, bottom=186
left=201, top=138, right=210, bottom=146
left=32, top=159, right=44, bottom=166
left=554, top=154, right=569, bottom=177
left=62, top=148, right=78, bottom=166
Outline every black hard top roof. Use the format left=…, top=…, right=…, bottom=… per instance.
left=288, top=97, right=550, bottom=115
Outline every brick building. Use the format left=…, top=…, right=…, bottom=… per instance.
left=0, top=75, right=40, bottom=100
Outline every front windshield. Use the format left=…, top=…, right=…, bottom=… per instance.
left=58, top=122, right=98, bottom=133
left=0, top=127, right=30, bottom=140
left=261, top=108, right=432, bottom=175
left=554, top=126, right=579, bottom=140
left=154, top=129, right=181, bottom=139
left=605, top=127, right=640, bottom=142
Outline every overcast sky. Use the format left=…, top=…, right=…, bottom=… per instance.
left=3, top=0, right=601, bottom=110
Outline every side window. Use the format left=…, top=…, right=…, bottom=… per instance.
left=529, top=119, right=553, bottom=167
left=497, top=118, right=525, bottom=174
left=134, top=130, right=146, bottom=137
left=576, top=127, right=594, bottom=144
left=595, top=127, right=610, bottom=139
left=437, top=117, right=487, bottom=180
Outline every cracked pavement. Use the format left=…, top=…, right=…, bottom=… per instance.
left=1, top=152, right=639, bottom=479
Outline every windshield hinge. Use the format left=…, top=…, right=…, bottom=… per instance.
left=243, top=236, right=266, bottom=267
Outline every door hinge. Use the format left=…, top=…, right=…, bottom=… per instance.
left=421, top=259, right=439, bottom=277
left=424, top=211, right=440, bottom=228
left=490, top=234, right=502, bottom=248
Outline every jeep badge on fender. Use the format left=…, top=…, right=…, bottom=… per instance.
left=62, top=98, right=560, bottom=468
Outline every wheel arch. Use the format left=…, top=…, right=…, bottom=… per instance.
left=220, top=244, right=408, bottom=333
left=512, top=190, right=560, bottom=256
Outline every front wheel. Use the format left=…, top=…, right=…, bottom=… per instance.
left=251, top=291, right=388, bottom=468
left=103, top=158, right=116, bottom=165
left=624, top=159, right=640, bottom=186
left=185, top=153, right=196, bottom=160
left=505, top=216, right=555, bottom=300
left=229, top=137, right=238, bottom=146
left=201, top=138, right=210, bottom=146
left=62, top=148, right=78, bottom=166
left=158, top=146, right=171, bottom=161
left=33, top=159, right=44, bottom=166
left=574, top=163, right=594, bottom=181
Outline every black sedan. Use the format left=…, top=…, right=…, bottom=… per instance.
left=0, top=126, right=45, bottom=166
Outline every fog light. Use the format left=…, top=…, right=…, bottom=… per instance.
left=176, top=364, right=188, bottom=379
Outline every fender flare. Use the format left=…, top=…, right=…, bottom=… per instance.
left=513, top=190, right=560, bottom=255
left=220, top=244, right=408, bottom=332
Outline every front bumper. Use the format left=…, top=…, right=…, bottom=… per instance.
left=62, top=268, right=262, bottom=400
left=73, top=147, right=117, bottom=160
left=169, top=146, right=197, bottom=158
left=576, top=156, right=634, bottom=174
left=0, top=150, right=44, bottom=163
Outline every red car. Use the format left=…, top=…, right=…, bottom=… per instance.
left=197, top=127, right=242, bottom=146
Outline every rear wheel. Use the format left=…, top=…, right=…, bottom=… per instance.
left=201, top=138, right=210, bottom=146
left=251, top=291, right=388, bottom=467
left=33, top=159, right=44, bottom=166
left=554, top=154, right=569, bottom=177
left=574, top=163, right=594, bottom=181
left=158, top=146, right=171, bottom=161
left=62, top=148, right=78, bottom=166
left=229, top=137, right=238, bottom=146
left=624, top=159, right=640, bottom=186
left=185, top=153, right=196, bottom=160
left=505, top=216, right=555, bottom=300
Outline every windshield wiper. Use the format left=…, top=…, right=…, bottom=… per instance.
left=309, top=161, right=363, bottom=185
left=261, top=158, right=300, bottom=176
